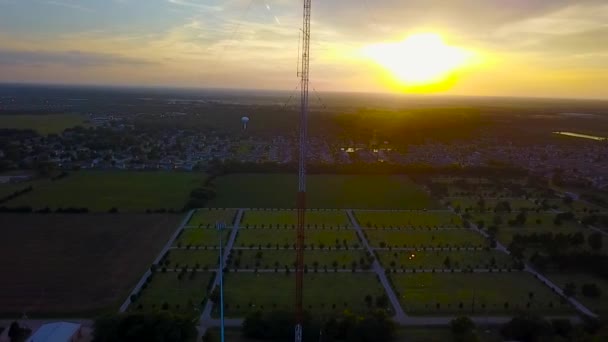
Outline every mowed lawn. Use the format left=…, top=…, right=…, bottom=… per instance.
left=0, top=214, right=180, bottom=316
left=6, top=171, right=205, bottom=212
left=364, top=229, right=488, bottom=248
left=545, top=273, right=608, bottom=317
left=241, top=210, right=350, bottom=227
left=208, top=174, right=438, bottom=209
left=236, top=228, right=360, bottom=248
left=174, top=228, right=231, bottom=247
left=0, top=114, right=87, bottom=135
left=228, top=250, right=371, bottom=269
left=162, top=249, right=220, bottom=269
left=130, top=272, right=213, bottom=317
left=354, top=211, right=462, bottom=228
left=188, top=209, right=238, bottom=227
left=377, top=250, right=516, bottom=270
left=218, top=273, right=386, bottom=317
left=391, top=272, right=571, bottom=315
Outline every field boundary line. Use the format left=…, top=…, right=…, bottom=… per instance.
left=118, top=210, right=195, bottom=313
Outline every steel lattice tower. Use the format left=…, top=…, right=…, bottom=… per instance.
left=295, top=1, right=311, bottom=341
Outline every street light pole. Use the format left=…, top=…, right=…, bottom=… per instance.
left=217, top=222, right=226, bottom=342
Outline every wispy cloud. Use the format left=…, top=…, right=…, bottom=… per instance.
left=0, top=49, right=155, bottom=67
left=167, top=0, right=222, bottom=12
left=42, top=0, right=94, bottom=12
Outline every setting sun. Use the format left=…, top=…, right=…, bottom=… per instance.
left=362, top=33, right=473, bottom=89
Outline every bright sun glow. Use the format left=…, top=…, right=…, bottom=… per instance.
left=362, top=33, right=473, bottom=88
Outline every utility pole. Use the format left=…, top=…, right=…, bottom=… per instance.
left=295, top=1, right=312, bottom=341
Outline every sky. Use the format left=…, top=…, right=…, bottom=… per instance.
left=0, top=0, right=606, bottom=99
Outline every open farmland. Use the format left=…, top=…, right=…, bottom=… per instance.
left=0, top=114, right=87, bottom=135
left=364, top=229, right=487, bottom=248
left=218, top=273, right=387, bottom=318
left=447, top=197, right=536, bottom=212
left=378, top=250, right=516, bottom=270
left=354, top=210, right=462, bottom=228
left=208, top=174, right=438, bottom=209
left=235, top=228, right=360, bottom=248
left=5, top=171, right=204, bottom=212
left=188, top=209, right=238, bottom=227
left=0, top=213, right=180, bottom=316
left=162, top=249, right=220, bottom=270
left=391, top=272, right=571, bottom=315
left=174, top=228, right=231, bottom=247
left=241, top=209, right=349, bottom=227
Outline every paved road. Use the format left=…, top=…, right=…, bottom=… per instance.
left=199, top=209, right=244, bottom=334
left=346, top=210, right=408, bottom=324
left=119, top=210, right=195, bottom=313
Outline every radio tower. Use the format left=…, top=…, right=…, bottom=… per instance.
left=295, top=0, right=311, bottom=341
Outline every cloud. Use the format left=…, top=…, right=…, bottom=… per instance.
left=42, top=0, right=93, bottom=12
left=0, top=49, right=155, bottom=67
left=166, top=0, right=222, bottom=12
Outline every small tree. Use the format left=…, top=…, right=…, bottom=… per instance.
left=581, top=283, right=602, bottom=298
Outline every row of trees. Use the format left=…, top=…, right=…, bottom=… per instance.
left=0, top=186, right=32, bottom=204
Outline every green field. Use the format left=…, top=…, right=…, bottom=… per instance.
left=188, top=209, right=238, bottom=227
left=391, top=272, right=571, bottom=315
left=228, top=250, right=371, bottom=269
left=448, top=197, right=536, bottom=212
left=174, top=228, right=231, bottom=247
left=378, top=250, right=515, bottom=270
left=236, top=228, right=360, bottom=248
left=355, top=211, right=462, bottom=228
left=162, top=249, right=220, bottom=269
left=364, top=229, right=487, bottom=248
left=241, top=210, right=350, bottom=227
left=131, top=272, right=212, bottom=317
left=208, top=174, right=437, bottom=209
left=218, top=273, right=386, bottom=317
left=0, top=114, right=87, bottom=135
left=5, top=171, right=204, bottom=212
left=546, top=273, right=608, bottom=317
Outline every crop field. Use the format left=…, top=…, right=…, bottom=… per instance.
left=218, top=273, right=387, bottom=317
left=208, top=174, right=438, bottom=209
left=377, top=250, right=516, bottom=270
left=188, top=209, right=238, bottom=227
left=364, top=229, right=488, bottom=248
left=162, top=249, right=220, bottom=269
left=391, top=272, right=571, bottom=315
left=130, top=272, right=213, bottom=317
left=470, top=212, right=581, bottom=230
left=241, top=210, right=350, bottom=227
left=354, top=211, right=462, bottom=228
left=235, top=228, right=360, bottom=248
left=0, top=214, right=180, bottom=316
left=0, top=114, right=88, bottom=135
left=447, top=197, right=536, bottom=212
left=174, top=228, right=231, bottom=247
left=545, top=273, right=608, bottom=317
left=228, top=250, right=371, bottom=269
left=5, top=171, right=205, bottom=212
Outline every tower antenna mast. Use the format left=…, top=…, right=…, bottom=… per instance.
left=295, top=0, right=311, bottom=341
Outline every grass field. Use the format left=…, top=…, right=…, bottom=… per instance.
left=448, top=197, right=536, bottom=212
left=208, top=174, right=438, bottom=209
left=188, top=209, right=238, bottom=227
left=228, top=250, right=371, bottom=269
left=546, top=273, right=608, bottom=317
left=364, top=229, right=488, bottom=248
left=236, top=228, right=360, bottom=248
left=471, top=213, right=581, bottom=230
left=391, top=272, right=571, bottom=315
left=0, top=114, right=87, bottom=135
left=355, top=211, right=462, bottom=228
left=0, top=214, right=180, bottom=316
left=162, top=249, right=220, bottom=269
left=218, top=273, right=386, bottom=317
left=174, top=228, right=231, bottom=247
left=377, top=250, right=516, bottom=270
left=241, top=210, right=350, bottom=227
left=131, top=272, right=212, bottom=317
left=5, top=171, right=205, bottom=212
